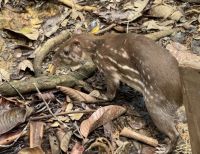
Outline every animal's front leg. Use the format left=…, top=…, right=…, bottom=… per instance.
left=103, top=73, right=120, bottom=101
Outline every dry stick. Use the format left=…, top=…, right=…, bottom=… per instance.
left=30, top=109, right=95, bottom=121
left=120, top=127, right=158, bottom=147
left=95, top=24, right=116, bottom=35
left=33, top=83, right=67, bottom=127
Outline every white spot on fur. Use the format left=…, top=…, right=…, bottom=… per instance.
left=120, top=49, right=129, bottom=59
left=147, top=75, right=151, bottom=80
left=107, top=66, right=117, bottom=71
left=150, top=85, right=154, bottom=90
left=106, top=56, right=139, bottom=74
left=112, top=73, right=121, bottom=84
left=97, top=53, right=104, bottom=59
left=149, top=95, right=154, bottom=99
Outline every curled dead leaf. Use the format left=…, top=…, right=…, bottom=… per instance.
left=0, top=107, right=32, bottom=135
left=18, top=60, right=34, bottom=72
left=57, top=86, right=99, bottom=103
left=80, top=105, right=126, bottom=138
left=57, top=129, right=73, bottom=152
left=150, top=4, right=183, bottom=21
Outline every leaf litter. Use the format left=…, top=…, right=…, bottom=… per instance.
left=0, top=0, right=197, bottom=153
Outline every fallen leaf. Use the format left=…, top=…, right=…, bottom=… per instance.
left=69, top=109, right=84, bottom=120
left=0, top=108, right=27, bottom=135
left=71, top=142, right=84, bottom=154
left=123, top=0, right=149, bottom=22
left=150, top=4, right=174, bottom=19
left=18, top=60, right=34, bottom=72
left=49, top=134, right=61, bottom=154
left=18, top=147, right=44, bottom=154
left=57, top=129, right=72, bottom=152
left=166, top=42, right=200, bottom=65
left=143, top=20, right=172, bottom=30
left=0, top=68, right=10, bottom=82
left=57, top=86, right=99, bottom=103
left=150, top=4, right=183, bottom=21
left=0, top=130, right=26, bottom=145
left=80, top=105, right=126, bottom=138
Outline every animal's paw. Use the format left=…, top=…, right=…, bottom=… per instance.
left=155, top=144, right=170, bottom=154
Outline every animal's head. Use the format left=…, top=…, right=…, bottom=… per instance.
left=58, top=34, right=95, bottom=65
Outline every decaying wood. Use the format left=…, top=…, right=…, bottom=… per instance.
left=0, top=62, right=95, bottom=96
left=120, top=127, right=158, bottom=147
left=33, top=30, right=71, bottom=77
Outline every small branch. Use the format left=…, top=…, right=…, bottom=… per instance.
left=95, top=24, right=116, bottom=35
left=33, top=83, right=67, bottom=127
left=30, top=109, right=95, bottom=121
left=120, top=127, right=158, bottom=147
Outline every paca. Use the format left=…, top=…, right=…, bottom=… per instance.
left=56, top=33, right=183, bottom=153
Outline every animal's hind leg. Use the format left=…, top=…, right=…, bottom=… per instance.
left=145, top=100, right=179, bottom=153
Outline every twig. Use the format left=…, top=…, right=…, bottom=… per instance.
left=30, top=109, right=95, bottom=121
left=95, top=24, right=116, bottom=35
left=120, top=127, right=158, bottom=147
left=33, top=83, right=67, bottom=127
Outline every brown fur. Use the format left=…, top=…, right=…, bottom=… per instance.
left=56, top=33, right=183, bottom=153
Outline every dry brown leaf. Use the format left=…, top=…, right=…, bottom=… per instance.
left=150, top=4, right=174, bottom=18
left=18, top=60, right=34, bottom=72
left=30, top=121, right=45, bottom=148
left=143, top=20, right=172, bottom=30
left=71, top=142, right=84, bottom=154
left=0, top=108, right=27, bottom=135
left=80, top=105, right=126, bottom=138
left=123, top=0, right=149, bottom=22
left=18, top=147, right=44, bottom=154
left=57, top=129, right=73, bottom=152
left=49, top=134, right=61, bottom=154
left=0, top=68, right=10, bottom=82
left=150, top=4, right=183, bottom=21
left=166, top=42, right=200, bottom=65
left=0, top=130, right=26, bottom=145
left=57, top=86, right=99, bottom=103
